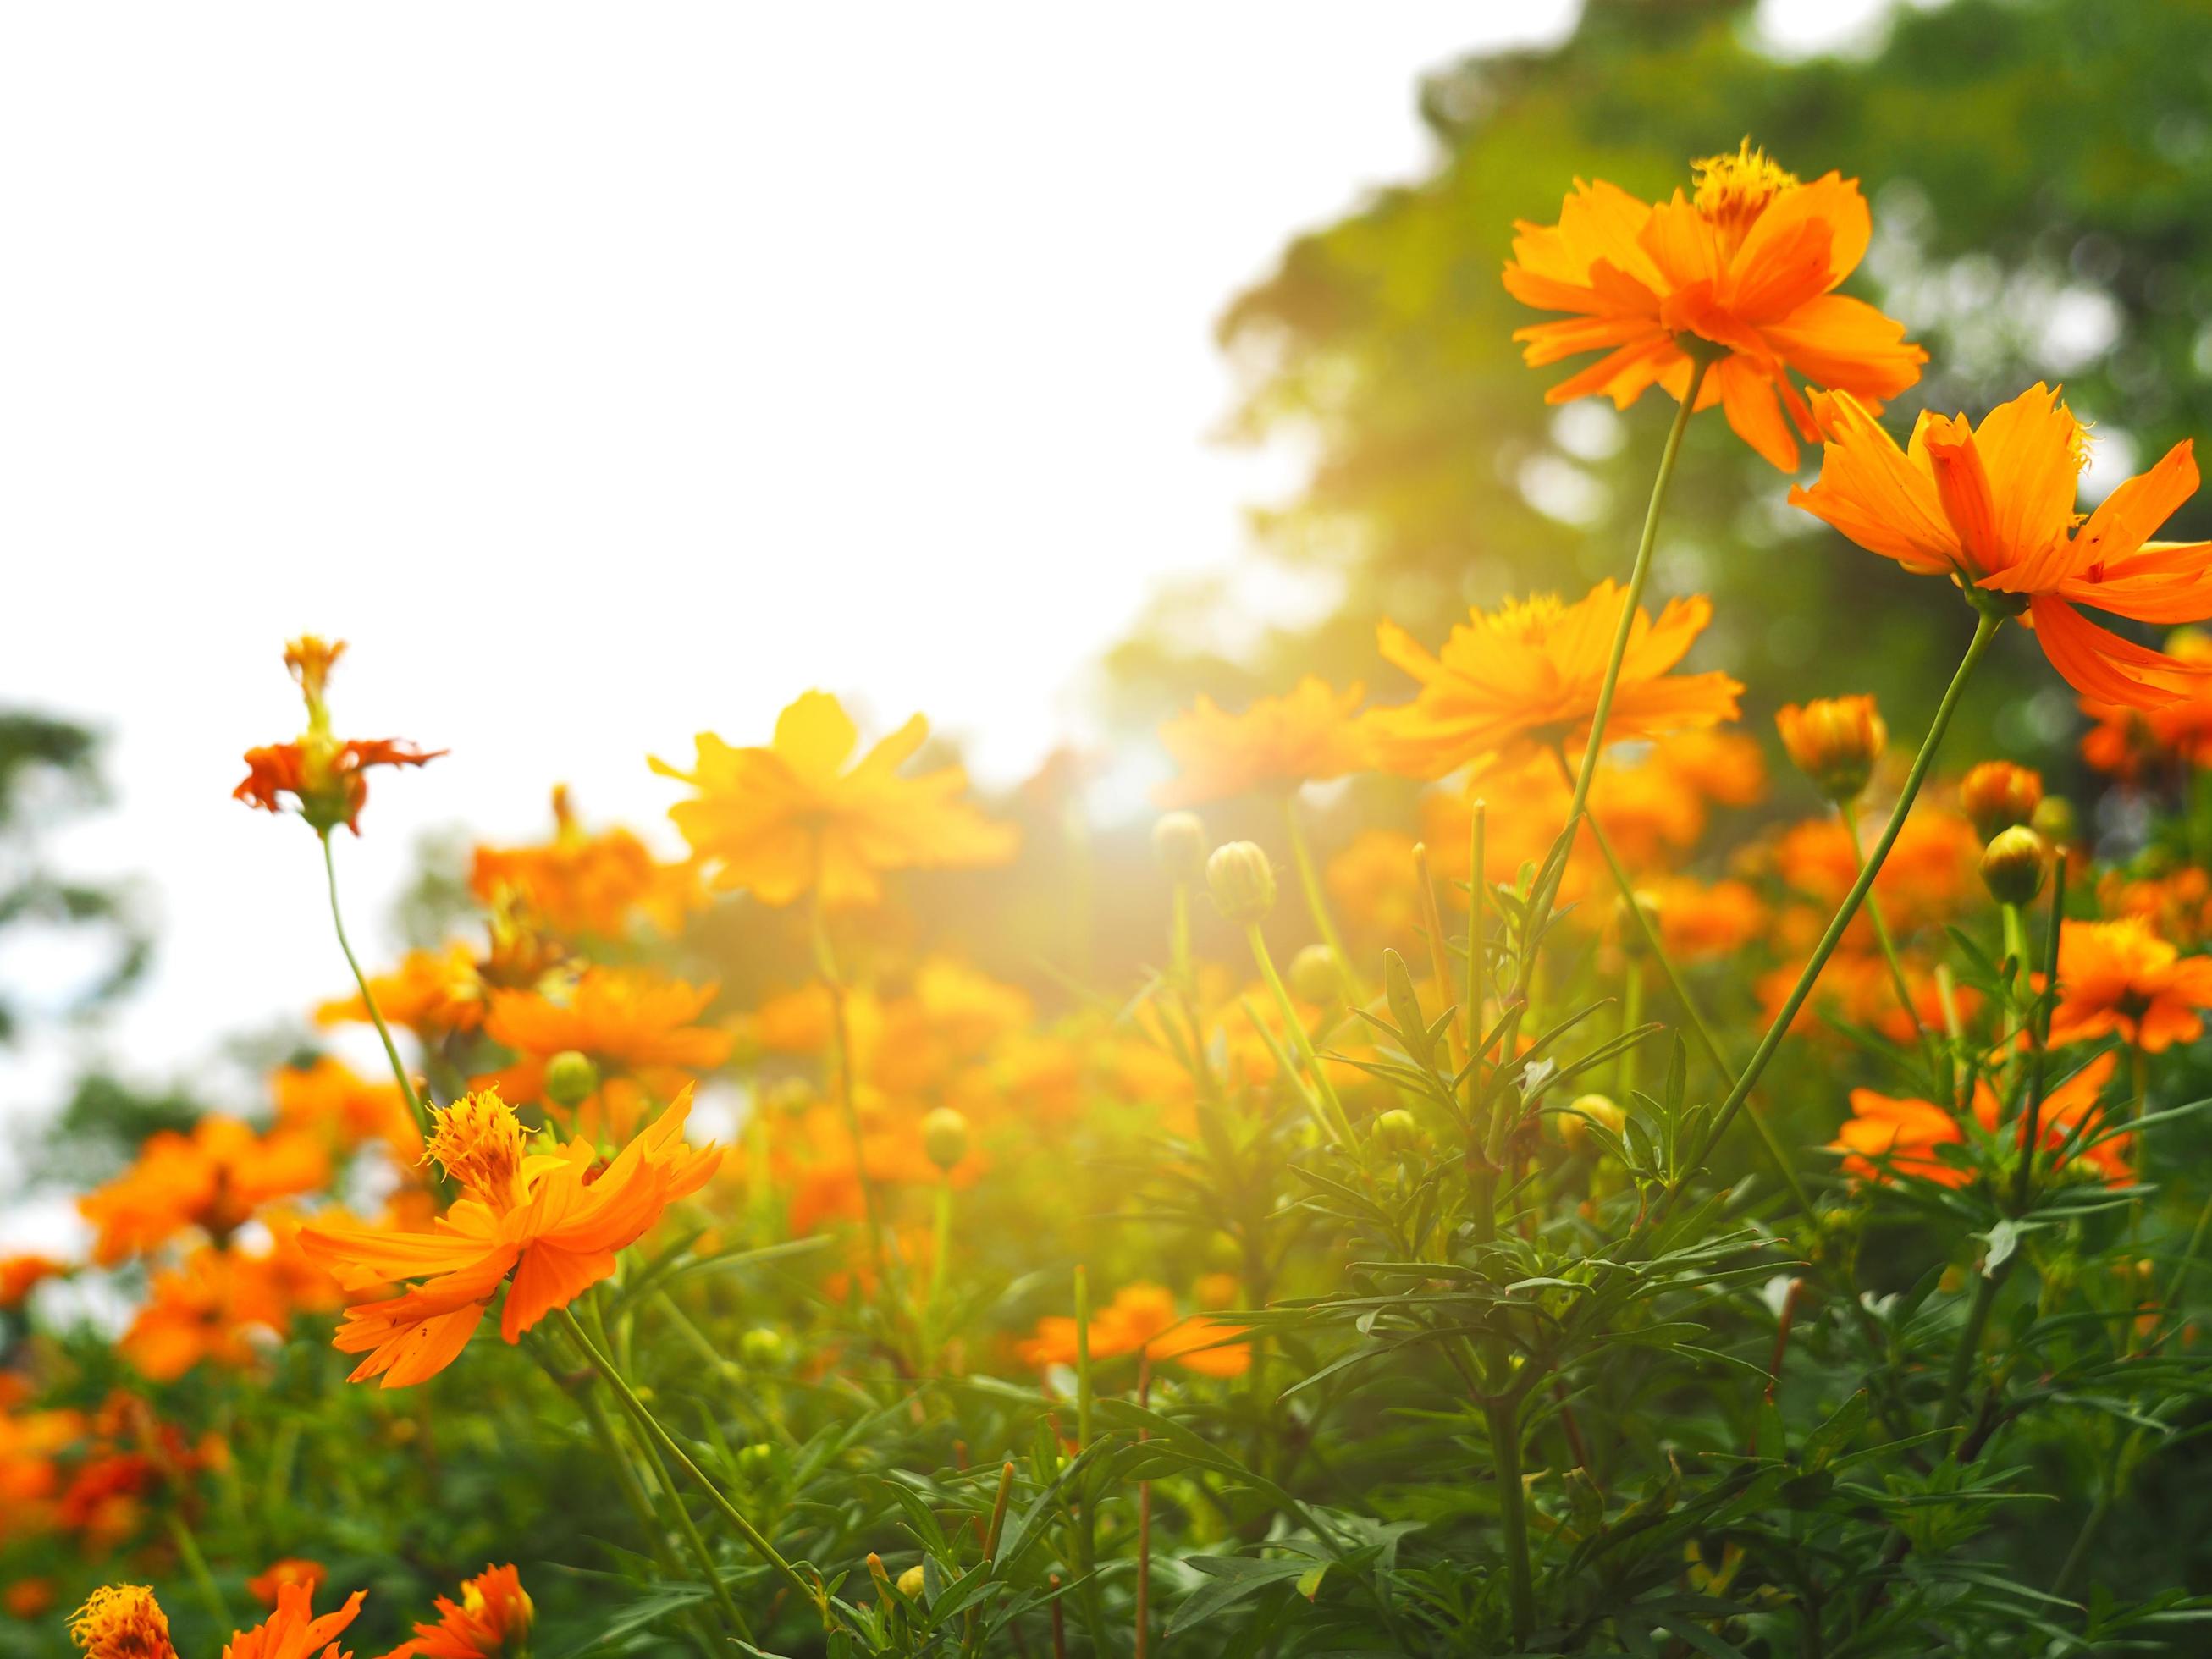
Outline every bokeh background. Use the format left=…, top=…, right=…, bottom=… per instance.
left=6, top=0, right=2209, bottom=1243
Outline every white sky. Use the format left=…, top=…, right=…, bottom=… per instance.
left=0, top=1, right=1893, bottom=1217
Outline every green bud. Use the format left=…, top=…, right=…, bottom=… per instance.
left=920, top=1105, right=969, bottom=1171
left=1289, top=943, right=1339, bottom=1004
left=543, top=1050, right=600, bottom=1111
left=1206, top=841, right=1277, bottom=926
left=1980, top=825, right=2048, bottom=907
left=1151, top=812, right=1209, bottom=883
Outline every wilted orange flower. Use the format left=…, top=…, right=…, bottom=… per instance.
left=1018, top=1282, right=1250, bottom=1379
left=472, top=785, right=699, bottom=940
left=1775, top=696, right=1886, bottom=802
left=0, top=1253, right=63, bottom=1308
left=1793, top=384, right=2212, bottom=708
left=247, top=1562, right=329, bottom=1610
left=2079, top=629, right=2212, bottom=778
left=653, top=690, right=1018, bottom=907
left=1647, top=876, right=1768, bottom=963
left=1153, top=677, right=1371, bottom=807
left=234, top=637, right=443, bottom=835
left=80, top=1118, right=329, bottom=1265
left=1959, top=761, right=2044, bottom=842
left=378, top=1564, right=531, bottom=1659
left=69, top=1585, right=176, bottom=1659
left=273, top=1057, right=417, bottom=1160
left=2046, top=918, right=2212, bottom=1052
left=1970, top=1051, right=2129, bottom=1186
left=1832, top=1089, right=1967, bottom=1187
left=317, top=945, right=488, bottom=1042
left=1503, top=141, right=1924, bottom=469
left=301, top=1089, right=719, bottom=1386
left=223, top=1580, right=366, bottom=1659
left=1366, top=581, right=1742, bottom=779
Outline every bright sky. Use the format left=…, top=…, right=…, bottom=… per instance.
left=0, top=1, right=1894, bottom=1211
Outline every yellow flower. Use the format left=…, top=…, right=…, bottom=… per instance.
left=652, top=692, right=1017, bottom=907
left=1365, top=581, right=1742, bottom=779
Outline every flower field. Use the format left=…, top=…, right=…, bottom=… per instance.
left=16, top=135, right=2212, bottom=1656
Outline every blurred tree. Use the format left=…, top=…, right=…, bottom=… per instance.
left=1108, top=0, right=2212, bottom=796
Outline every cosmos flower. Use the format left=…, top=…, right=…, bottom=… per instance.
left=68, top=1585, right=175, bottom=1659
left=234, top=637, right=442, bottom=835
left=2046, top=918, right=2212, bottom=1052
left=376, top=1565, right=532, bottom=1659
left=471, top=785, right=699, bottom=940
left=2078, top=628, right=2212, bottom=779
left=1503, top=141, right=1925, bottom=469
left=1018, top=1282, right=1250, bottom=1380
left=78, top=1118, right=329, bottom=1266
left=1774, top=696, right=1886, bottom=802
left=222, top=1580, right=367, bottom=1659
left=301, top=1089, right=719, bottom=1387
left=653, top=691, right=1018, bottom=907
left=1153, top=677, right=1372, bottom=807
left=1791, top=384, right=2212, bottom=708
left=1365, top=581, right=1741, bottom=780
left=1830, top=1089, right=1968, bottom=1187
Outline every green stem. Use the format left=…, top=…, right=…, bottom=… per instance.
left=811, top=896, right=893, bottom=1309
left=166, top=1510, right=229, bottom=1630
left=320, top=829, right=431, bottom=1139
left=1282, top=795, right=1363, bottom=1006
left=553, top=1305, right=819, bottom=1615
left=1840, top=798, right=1945, bottom=1098
left=1520, top=351, right=1713, bottom=948
left=1485, top=1398, right=1535, bottom=1640
left=1676, top=609, right=2001, bottom=1203
left=1246, top=923, right=1355, bottom=1145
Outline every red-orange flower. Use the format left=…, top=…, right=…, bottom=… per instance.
left=1792, top=384, right=2212, bottom=708
left=223, top=1581, right=366, bottom=1659
left=1831, top=1089, right=1967, bottom=1187
left=1366, top=581, right=1742, bottom=779
left=1968, top=1051, right=2129, bottom=1186
left=273, top=1057, right=417, bottom=1160
left=0, top=1254, right=63, bottom=1309
left=1647, top=876, right=1768, bottom=964
left=480, top=967, right=733, bottom=1138
left=247, top=1562, right=329, bottom=1610
left=652, top=691, right=1018, bottom=907
left=1153, top=677, right=1371, bottom=807
left=377, top=1565, right=531, bottom=1659
left=2079, top=629, right=2212, bottom=778
left=1017, top=1282, right=1250, bottom=1380
left=301, top=1089, right=720, bottom=1387
left=2046, top=918, right=2212, bottom=1052
left=1503, top=141, right=1924, bottom=469
left=234, top=637, right=442, bottom=835
left=317, top=945, right=488, bottom=1042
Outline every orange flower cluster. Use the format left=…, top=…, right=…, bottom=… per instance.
left=471, top=785, right=700, bottom=940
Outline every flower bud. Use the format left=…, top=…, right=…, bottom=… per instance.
left=1961, top=760, right=2044, bottom=842
left=1558, top=1093, right=1625, bottom=1154
left=1289, top=943, right=1339, bottom=1004
left=1371, top=1107, right=1422, bottom=1155
left=1151, top=812, right=1209, bottom=884
left=1206, top=841, right=1277, bottom=925
left=543, top=1050, right=601, bottom=1111
left=920, top=1105, right=969, bottom=1172
left=896, top=1564, right=926, bottom=1600
left=2031, top=794, right=2078, bottom=851
left=739, top=1326, right=787, bottom=1370
left=1979, top=825, right=2048, bottom=907
left=1774, top=696, right=1886, bottom=802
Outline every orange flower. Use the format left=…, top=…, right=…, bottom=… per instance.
left=377, top=1564, right=531, bottom=1659
left=1968, top=1051, right=2129, bottom=1186
left=1647, top=876, right=1768, bottom=964
left=1831, top=1089, right=1967, bottom=1187
left=1792, top=384, right=2212, bottom=708
left=234, top=637, right=442, bottom=835
left=1503, top=141, right=1924, bottom=469
left=1366, top=581, right=1742, bottom=779
left=652, top=691, right=1017, bottom=907
left=120, top=1247, right=297, bottom=1381
left=1771, top=812, right=1978, bottom=935
left=1651, top=729, right=1768, bottom=807
left=1326, top=830, right=1422, bottom=948
left=1017, top=1282, right=1250, bottom=1379
left=273, top=1057, right=417, bottom=1160
left=5, top=1579, right=54, bottom=1619
left=247, top=1562, right=329, bottom=1610
left=1153, top=677, right=1371, bottom=807
left=317, top=945, right=488, bottom=1042
left=301, top=1089, right=720, bottom=1387
left=79, top=1118, right=329, bottom=1265
left=69, top=1585, right=176, bottom=1659
left=2079, top=629, right=2212, bottom=778
left=471, top=785, right=699, bottom=940
left=481, top=967, right=733, bottom=1135
left=1959, top=761, right=2044, bottom=842
left=2046, top=918, right=2212, bottom=1052
left=1775, top=696, right=1885, bottom=802
left=223, top=1581, right=366, bottom=1659
left=0, top=1254, right=63, bottom=1309
left=2099, top=867, right=2212, bottom=950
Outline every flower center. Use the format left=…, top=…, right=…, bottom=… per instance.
left=69, top=1586, right=175, bottom=1659
left=1692, top=140, right=1797, bottom=250
left=425, top=1089, right=527, bottom=1208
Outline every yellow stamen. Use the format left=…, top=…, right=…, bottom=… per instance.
left=425, top=1089, right=527, bottom=1208
left=69, top=1586, right=175, bottom=1659
left=1692, top=139, right=1797, bottom=245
